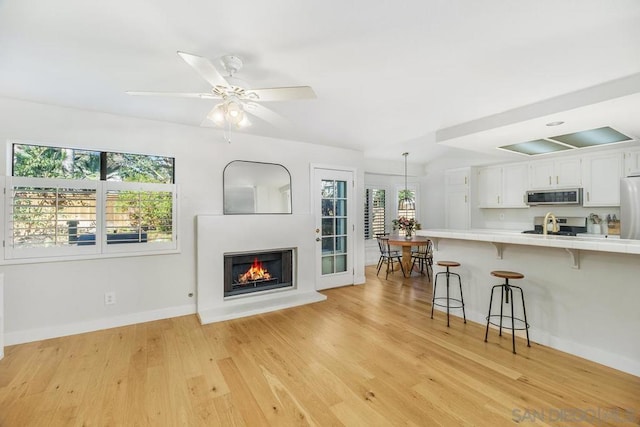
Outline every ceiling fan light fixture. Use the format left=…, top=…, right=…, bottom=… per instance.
left=207, top=103, right=227, bottom=126
left=236, top=114, right=251, bottom=128
left=128, top=51, right=316, bottom=137
left=225, top=100, right=245, bottom=125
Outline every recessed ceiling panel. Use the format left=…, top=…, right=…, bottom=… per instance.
left=498, top=139, right=572, bottom=155
left=549, top=126, right=632, bottom=148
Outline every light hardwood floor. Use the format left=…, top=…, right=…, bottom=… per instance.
left=1, top=266, right=639, bottom=426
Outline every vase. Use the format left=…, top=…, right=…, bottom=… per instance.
left=405, top=230, right=413, bottom=240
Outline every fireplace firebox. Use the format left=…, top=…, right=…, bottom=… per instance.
left=224, top=249, right=294, bottom=297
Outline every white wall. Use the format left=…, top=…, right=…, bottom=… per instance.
left=0, top=97, right=365, bottom=344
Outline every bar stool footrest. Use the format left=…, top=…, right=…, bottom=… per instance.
left=486, top=315, right=529, bottom=330
left=433, top=297, right=465, bottom=310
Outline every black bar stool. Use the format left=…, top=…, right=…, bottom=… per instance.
left=431, top=261, right=466, bottom=327
left=484, top=270, right=531, bottom=354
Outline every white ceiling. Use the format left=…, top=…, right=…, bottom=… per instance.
left=1, top=0, right=639, bottom=165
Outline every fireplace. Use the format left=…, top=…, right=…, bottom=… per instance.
left=224, top=249, right=294, bottom=297
left=197, top=215, right=326, bottom=324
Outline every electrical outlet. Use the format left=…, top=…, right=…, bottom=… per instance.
left=104, top=292, right=116, bottom=305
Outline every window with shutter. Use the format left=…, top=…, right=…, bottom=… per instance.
left=364, top=188, right=386, bottom=239
left=5, top=142, right=177, bottom=261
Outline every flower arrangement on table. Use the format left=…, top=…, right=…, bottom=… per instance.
left=392, top=216, right=421, bottom=238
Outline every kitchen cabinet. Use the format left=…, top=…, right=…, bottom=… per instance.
left=477, top=163, right=528, bottom=208
left=582, top=152, right=623, bottom=206
left=477, top=166, right=501, bottom=207
left=445, top=168, right=470, bottom=229
left=624, top=149, right=640, bottom=177
left=529, top=157, right=581, bottom=189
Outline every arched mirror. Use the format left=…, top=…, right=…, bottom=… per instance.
left=223, top=160, right=292, bottom=214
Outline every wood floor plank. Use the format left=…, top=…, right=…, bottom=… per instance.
left=0, top=266, right=638, bottom=426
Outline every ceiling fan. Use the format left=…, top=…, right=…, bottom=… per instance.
left=126, top=51, right=316, bottom=130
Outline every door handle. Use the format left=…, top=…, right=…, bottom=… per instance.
left=315, top=228, right=320, bottom=233
left=316, top=237, right=321, bottom=242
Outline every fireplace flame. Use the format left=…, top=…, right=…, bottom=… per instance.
left=238, top=258, right=272, bottom=284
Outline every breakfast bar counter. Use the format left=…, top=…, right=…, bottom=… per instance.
left=419, top=228, right=640, bottom=254
left=416, top=228, right=640, bottom=377
left=418, top=228, right=640, bottom=269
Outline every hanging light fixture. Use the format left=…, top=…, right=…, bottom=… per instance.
left=398, top=152, right=415, bottom=211
left=206, top=96, right=251, bottom=143
left=206, top=97, right=251, bottom=129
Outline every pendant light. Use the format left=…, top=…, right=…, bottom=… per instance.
left=398, top=152, right=415, bottom=211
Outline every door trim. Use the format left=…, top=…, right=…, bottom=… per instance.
left=311, top=164, right=357, bottom=290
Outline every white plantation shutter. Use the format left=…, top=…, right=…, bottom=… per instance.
left=103, top=181, right=177, bottom=253
left=5, top=178, right=177, bottom=260
left=6, top=177, right=99, bottom=259
left=364, top=189, right=372, bottom=239
left=372, top=189, right=386, bottom=236
left=364, top=188, right=386, bottom=239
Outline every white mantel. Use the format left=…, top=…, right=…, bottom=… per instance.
left=196, top=214, right=326, bottom=324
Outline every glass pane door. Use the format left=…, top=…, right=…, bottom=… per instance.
left=321, top=179, right=348, bottom=275
left=314, top=168, right=353, bottom=290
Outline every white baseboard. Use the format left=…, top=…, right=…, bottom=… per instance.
left=198, top=291, right=326, bottom=324
left=4, top=304, right=197, bottom=346
left=532, top=328, right=640, bottom=378
left=434, top=306, right=640, bottom=377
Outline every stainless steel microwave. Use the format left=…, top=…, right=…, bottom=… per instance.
left=525, top=188, right=583, bottom=205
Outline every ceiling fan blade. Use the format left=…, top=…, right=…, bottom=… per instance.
left=126, top=91, right=220, bottom=99
left=244, top=102, right=291, bottom=129
left=249, top=86, right=316, bottom=102
left=177, top=51, right=230, bottom=88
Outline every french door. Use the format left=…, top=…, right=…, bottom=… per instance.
left=313, top=168, right=354, bottom=290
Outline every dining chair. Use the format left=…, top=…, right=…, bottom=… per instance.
left=411, top=239, right=433, bottom=280
left=376, top=234, right=405, bottom=279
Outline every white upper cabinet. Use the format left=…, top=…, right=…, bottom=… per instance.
left=445, top=167, right=469, bottom=187
left=502, top=163, right=529, bottom=207
left=582, top=152, right=623, bottom=207
left=477, top=163, right=528, bottom=208
left=477, top=166, right=501, bottom=207
left=624, top=149, right=640, bottom=177
left=529, top=157, right=581, bottom=189
left=445, top=168, right=470, bottom=229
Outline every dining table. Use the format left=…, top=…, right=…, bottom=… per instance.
left=386, top=235, right=431, bottom=277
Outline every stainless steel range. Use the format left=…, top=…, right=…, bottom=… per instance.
left=522, top=216, right=588, bottom=236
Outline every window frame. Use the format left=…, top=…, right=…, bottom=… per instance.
left=3, top=141, right=179, bottom=264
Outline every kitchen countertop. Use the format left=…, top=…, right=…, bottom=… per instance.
left=416, top=228, right=640, bottom=255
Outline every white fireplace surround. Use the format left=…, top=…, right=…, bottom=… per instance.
left=196, top=214, right=326, bottom=323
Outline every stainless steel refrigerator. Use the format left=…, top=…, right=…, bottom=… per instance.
left=620, top=176, right=640, bottom=239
